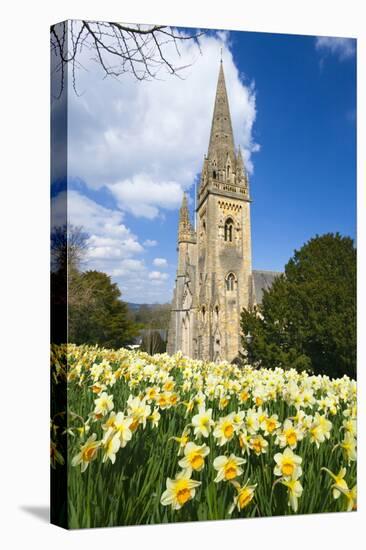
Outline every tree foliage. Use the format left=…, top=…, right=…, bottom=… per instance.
left=69, top=271, right=139, bottom=349
left=240, top=233, right=356, bottom=378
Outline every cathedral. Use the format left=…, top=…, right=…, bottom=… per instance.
left=167, top=61, right=278, bottom=362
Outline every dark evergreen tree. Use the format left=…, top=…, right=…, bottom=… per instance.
left=240, top=233, right=356, bottom=378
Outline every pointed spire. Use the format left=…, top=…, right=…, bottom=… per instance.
left=237, top=145, right=244, bottom=171
left=179, top=193, right=189, bottom=224
left=207, top=62, right=235, bottom=166
left=178, top=193, right=196, bottom=243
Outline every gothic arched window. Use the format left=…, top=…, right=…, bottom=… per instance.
left=224, top=218, right=234, bottom=242
left=226, top=273, right=236, bottom=291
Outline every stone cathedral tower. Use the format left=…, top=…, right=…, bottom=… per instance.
left=167, top=61, right=254, bottom=363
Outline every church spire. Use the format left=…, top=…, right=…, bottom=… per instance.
left=207, top=61, right=235, bottom=166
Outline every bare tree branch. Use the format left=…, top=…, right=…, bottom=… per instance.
left=51, top=21, right=206, bottom=98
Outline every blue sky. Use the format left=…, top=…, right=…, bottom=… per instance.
left=51, top=24, right=356, bottom=303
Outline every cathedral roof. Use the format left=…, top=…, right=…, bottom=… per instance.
left=252, top=269, right=282, bottom=304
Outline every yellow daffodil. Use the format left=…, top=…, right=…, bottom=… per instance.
left=93, top=392, right=114, bottom=418
left=102, top=430, right=121, bottom=464
left=309, top=413, right=332, bottom=448
left=274, top=448, right=302, bottom=479
left=213, top=413, right=237, bottom=446
left=322, top=467, right=348, bottom=499
left=340, top=432, right=357, bottom=463
left=192, top=407, right=214, bottom=438
left=178, top=442, right=210, bottom=471
left=238, top=430, right=251, bottom=455
left=261, top=414, right=280, bottom=436
left=127, top=395, right=151, bottom=430
left=149, top=408, right=161, bottom=428
left=276, top=419, right=303, bottom=449
left=229, top=479, right=257, bottom=513
left=245, top=408, right=260, bottom=435
left=213, top=454, right=246, bottom=483
left=113, top=412, right=133, bottom=447
left=170, top=427, right=191, bottom=455
left=160, top=470, right=201, bottom=510
left=249, top=434, right=269, bottom=456
left=71, top=433, right=100, bottom=472
left=279, top=472, right=303, bottom=512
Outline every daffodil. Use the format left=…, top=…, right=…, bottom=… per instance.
left=192, top=407, right=214, bottom=438
left=276, top=419, right=303, bottom=449
left=213, top=454, right=246, bottom=483
left=249, top=434, right=268, bottom=455
left=279, top=472, right=303, bottom=512
left=71, top=433, right=100, bottom=472
left=102, top=429, right=121, bottom=464
left=113, top=412, right=133, bottom=447
left=238, top=430, right=251, bottom=455
left=93, top=392, right=114, bottom=418
left=229, top=479, right=257, bottom=513
left=170, top=427, right=191, bottom=455
left=309, top=413, right=332, bottom=448
left=337, top=484, right=357, bottom=511
left=322, top=467, right=348, bottom=499
left=149, top=408, right=161, bottom=428
left=160, top=470, right=201, bottom=510
left=340, top=432, right=357, bottom=463
left=127, top=395, right=151, bottom=430
left=342, top=418, right=356, bottom=437
left=260, top=414, right=280, bottom=436
left=274, top=447, right=302, bottom=479
left=213, top=412, right=237, bottom=446
left=178, top=442, right=210, bottom=471
left=245, top=408, right=260, bottom=434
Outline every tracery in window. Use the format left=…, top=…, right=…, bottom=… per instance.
left=226, top=273, right=236, bottom=291
left=224, top=217, right=234, bottom=242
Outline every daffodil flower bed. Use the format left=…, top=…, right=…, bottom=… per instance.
left=51, top=344, right=357, bottom=528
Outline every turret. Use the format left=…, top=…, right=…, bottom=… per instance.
left=178, top=193, right=196, bottom=244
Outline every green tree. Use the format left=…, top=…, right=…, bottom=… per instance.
left=69, top=270, right=140, bottom=349
left=241, top=233, right=356, bottom=378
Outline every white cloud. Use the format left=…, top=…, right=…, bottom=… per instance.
left=144, top=239, right=158, bottom=247
left=111, top=259, right=145, bottom=277
left=51, top=190, right=143, bottom=266
left=315, top=36, right=356, bottom=61
left=107, top=174, right=183, bottom=219
left=153, top=257, right=167, bottom=267
left=51, top=190, right=173, bottom=303
left=148, top=271, right=169, bottom=281
left=63, top=25, right=258, bottom=218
